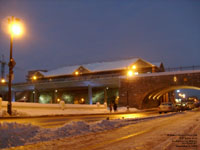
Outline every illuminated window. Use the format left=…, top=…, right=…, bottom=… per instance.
left=173, top=76, right=177, bottom=82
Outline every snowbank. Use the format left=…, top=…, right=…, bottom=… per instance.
left=116, top=107, right=139, bottom=112
left=0, top=119, right=125, bottom=148
left=0, top=112, right=171, bottom=149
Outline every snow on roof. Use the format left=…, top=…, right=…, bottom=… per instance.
left=40, top=58, right=157, bottom=77
left=84, top=58, right=139, bottom=72
left=41, top=65, right=80, bottom=77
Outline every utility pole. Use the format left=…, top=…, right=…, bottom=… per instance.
left=0, top=55, right=6, bottom=79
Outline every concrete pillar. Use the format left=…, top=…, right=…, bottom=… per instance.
left=163, top=94, right=166, bottom=102
left=171, top=91, right=175, bottom=103
left=163, top=93, right=169, bottom=102
left=31, top=91, right=34, bottom=102
left=168, top=92, right=172, bottom=102
left=53, top=90, right=58, bottom=104
left=0, top=97, right=2, bottom=111
left=88, top=85, right=92, bottom=105
left=34, top=90, right=38, bottom=103
left=166, top=93, right=169, bottom=102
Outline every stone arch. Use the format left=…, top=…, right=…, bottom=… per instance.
left=119, top=71, right=200, bottom=109
left=153, top=86, right=200, bottom=100
left=142, top=85, right=200, bottom=108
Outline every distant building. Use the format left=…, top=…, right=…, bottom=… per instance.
left=0, top=57, right=165, bottom=105
left=27, top=58, right=164, bottom=81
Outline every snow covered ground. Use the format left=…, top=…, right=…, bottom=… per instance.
left=0, top=101, right=109, bottom=117
left=1, top=109, right=200, bottom=150
left=0, top=106, right=139, bottom=117
left=0, top=100, right=140, bottom=117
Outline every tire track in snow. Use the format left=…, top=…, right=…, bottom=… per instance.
left=80, top=113, right=184, bottom=150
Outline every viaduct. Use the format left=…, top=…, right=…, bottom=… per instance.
left=119, top=70, right=200, bottom=109
left=1, top=70, right=200, bottom=109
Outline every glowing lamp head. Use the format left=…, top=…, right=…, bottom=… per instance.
left=75, top=71, right=79, bottom=76
left=11, top=23, right=22, bottom=35
left=81, top=98, right=85, bottom=102
left=8, top=21, right=23, bottom=36
left=132, top=65, right=136, bottom=70
left=127, top=70, right=133, bottom=77
left=32, top=75, right=37, bottom=80
left=57, top=98, right=60, bottom=102
left=1, top=78, right=6, bottom=83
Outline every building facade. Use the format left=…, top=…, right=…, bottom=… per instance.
left=0, top=58, right=165, bottom=107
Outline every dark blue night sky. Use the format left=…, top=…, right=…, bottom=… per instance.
left=0, top=0, right=200, bottom=86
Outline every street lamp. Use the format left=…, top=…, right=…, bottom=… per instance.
left=1, top=78, right=6, bottom=84
left=75, top=71, right=79, bottom=76
left=32, top=75, right=37, bottom=81
left=126, top=65, right=137, bottom=111
left=7, top=16, right=24, bottom=115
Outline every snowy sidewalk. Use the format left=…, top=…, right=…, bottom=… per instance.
left=0, top=107, right=156, bottom=118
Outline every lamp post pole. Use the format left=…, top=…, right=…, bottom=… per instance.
left=7, top=30, right=13, bottom=115
left=7, top=16, right=19, bottom=115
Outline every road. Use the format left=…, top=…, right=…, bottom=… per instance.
left=0, top=111, right=158, bottom=128
left=6, top=110, right=200, bottom=150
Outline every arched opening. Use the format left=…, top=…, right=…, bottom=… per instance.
left=153, top=86, right=200, bottom=100
left=142, top=86, right=200, bottom=109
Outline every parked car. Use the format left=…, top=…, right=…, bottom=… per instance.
left=158, top=102, right=176, bottom=114
left=187, top=102, right=195, bottom=110
left=175, top=104, right=187, bottom=111
left=175, top=102, right=192, bottom=111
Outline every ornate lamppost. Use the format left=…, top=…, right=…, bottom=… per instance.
left=7, top=16, right=24, bottom=115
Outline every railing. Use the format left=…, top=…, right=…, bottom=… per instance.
left=9, top=73, right=121, bottom=86
left=165, top=65, right=200, bottom=72
left=37, top=73, right=121, bottom=83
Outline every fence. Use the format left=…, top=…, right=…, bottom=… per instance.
left=165, top=65, right=200, bottom=72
